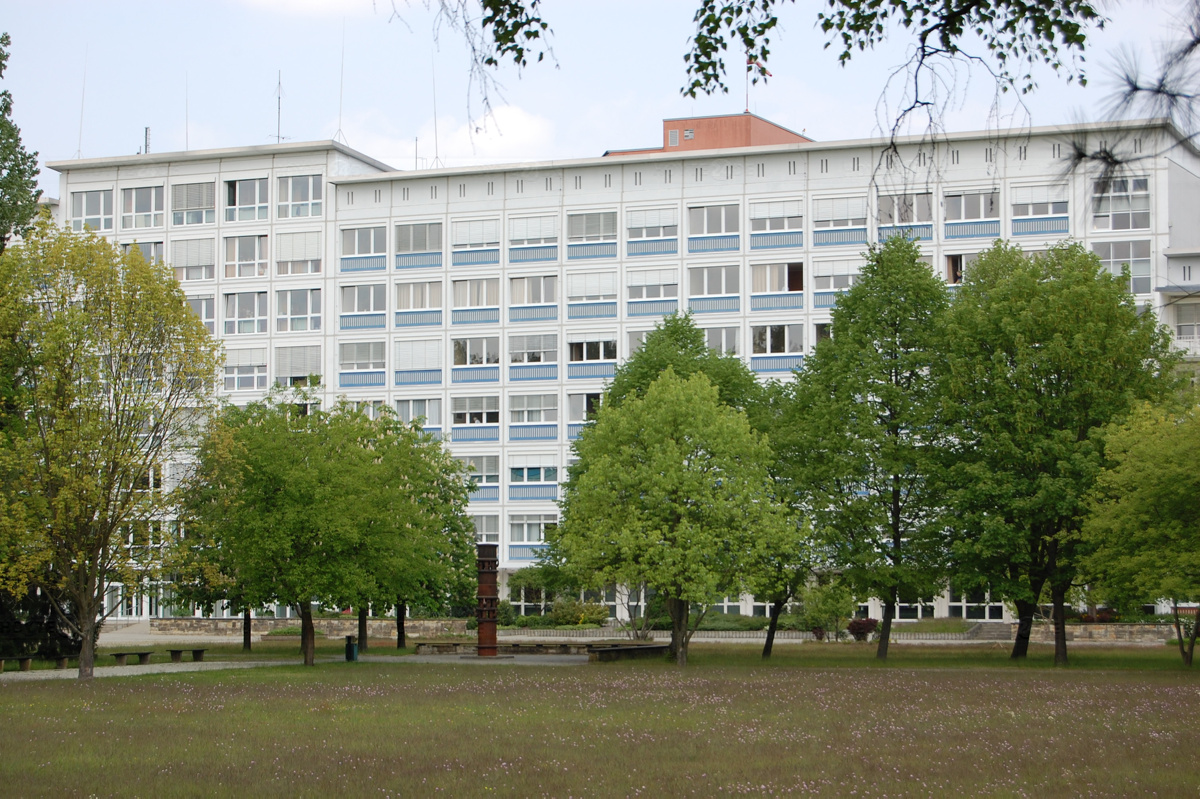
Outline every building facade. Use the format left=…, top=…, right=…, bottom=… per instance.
left=47, top=114, right=1200, bottom=622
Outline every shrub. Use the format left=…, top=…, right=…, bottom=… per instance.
left=496, top=600, right=517, bottom=627
left=847, top=618, right=879, bottom=641
left=697, top=614, right=770, bottom=631
left=549, top=599, right=610, bottom=627
left=265, top=626, right=325, bottom=637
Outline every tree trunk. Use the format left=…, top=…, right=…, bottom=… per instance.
left=875, top=592, right=896, bottom=660
left=1173, top=602, right=1187, bottom=665
left=300, top=604, right=316, bottom=667
left=1188, top=611, right=1199, bottom=667
left=762, top=600, right=784, bottom=660
left=358, top=606, right=369, bottom=653
left=1010, top=595, right=1039, bottom=659
left=1051, top=581, right=1069, bottom=667
left=242, top=608, right=252, bottom=653
left=666, top=596, right=689, bottom=667
left=396, top=600, right=407, bottom=649
left=78, top=616, right=97, bottom=679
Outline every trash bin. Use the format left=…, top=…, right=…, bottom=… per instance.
left=345, top=635, right=358, bottom=662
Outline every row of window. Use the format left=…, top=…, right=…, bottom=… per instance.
left=471, top=513, right=557, bottom=545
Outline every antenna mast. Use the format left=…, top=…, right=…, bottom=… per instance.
left=276, top=71, right=283, bottom=144
left=431, top=52, right=442, bottom=168
left=185, top=73, right=190, bottom=150
left=334, top=19, right=348, bottom=144
left=75, top=46, right=87, bottom=159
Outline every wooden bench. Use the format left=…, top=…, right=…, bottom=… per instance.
left=0, top=657, right=34, bottom=672
left=167, top=648, right=207, bottom=663
left=110, top=651, right=153, bottom=666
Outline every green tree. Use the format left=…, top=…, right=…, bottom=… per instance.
left=553, top=369, right=789, bottom=666
left=0, top=223, right=220, bottom=679
left=0, top=33, right=41, bottom=255
left=1083, top=401, right=1200, bottom=665
left=742, top=514, right=813, bottom=658
left=182, top=397, right=472, bottom=665
left=775, top=236, right=952, bottom=660
left=941, top=241, right=1176, bottom=666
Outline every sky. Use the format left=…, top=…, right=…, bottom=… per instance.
left=2, top=0, right=1190, bottom=197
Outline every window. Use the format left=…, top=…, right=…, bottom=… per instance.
left=276, top=288, right=321, bottom=332
left=225, top=178, right=268, bottom=221
left=628, top=330, right=648, bottom=353
left=567, top=212, right=617, bottom=242
left=509, top=215, right=558, bottom=245
left=1176, top=305, right=1200, bottom=339
left=669, top=129, right=679, bottom=147
left=1093, top=241, right=1152, bottom=294
left=1011, top=184, right=1068, bottom=217
left=224, top=349, right=267, bottom=391
left=70, top=189, right=113, bottom=231
left=945, top=253, right=979, bottom=285
left=122, top=241, right=163, bottom=264
left=339, top=342, right=385, bottom=370
left=509, top=457, right=559, bottom=483
left=568, top=338, right=617, bottom=362
left=511, top=275, right=556, bottom=304
left=689, top=265, right=739, bottom=296
left=224, top=235, right=268, bottom=278
left=510, top=514, right=556, bottom=544
left=453, top=336, right=500, bottom=365
left=121, top=186, right=164, bottom=229
left=688, top=204, right=739, bottom=235
left=705, top=327, right=738, bottom=355
left=275, top=231, right=322, bottom=275
left=397, top=280, right=442, bottom=310
left=812, top=259, right=862, bottom=290
left=223, top=292, right=267, bottom=334
left=276, top=345, right=322, bottom=387
left=944, top=190, right=999, bottom=220
left=566, top=272, right=617, bottom=302
left=752, top=324, right=803, bottom=354
left=568, top=392, right=601, bottom=421
left=171, top=182, right=215, bottom=226
left=452, top=395, right=500, bottom=425
left=451, top=219, right=500, bottom=250
left=355, top=400, right=386, bottom=420
left=510, top=394, right=558, bottom=423
left=396, top=398, right=442, bottom=426
left=343, top=227, right=386, bottom=256
left=342, top=284, right=385, bottom=313
left=472, top=514, right=500, bottom=543
left=277, top=175, right=322, bottom=219
left=750, top=201, right=803, bottom=232
left=396, top=222, right=443, bottom=253
left=878, top=193, right=933, bottom=224
left=186, top=295, right=214, bottom=334
left=509, top=334, right=557, bottom=363
left=395, top=339, right=442, bottom=371
left=452, top=278, right=499, bottom=308
left=813, top=197, right=867, bottom=228
left=627, top=269, right=679, bottom=299
left=458, top=455, right=500, bottom=484
left=752, top=263, right=803, bottom=293
left=1093, top=177, right=1150, bottom=230
left=627, top=208, right=678, bottom=239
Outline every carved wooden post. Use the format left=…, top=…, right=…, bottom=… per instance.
left=476, top=543, right=498, bottom=657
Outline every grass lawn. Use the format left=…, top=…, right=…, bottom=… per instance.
left=2, top=643, right=1197, bottom=796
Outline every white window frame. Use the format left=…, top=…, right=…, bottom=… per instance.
left=70, top=189, right=113, bottom=231
left=121, top=186, right=164, bottom=229
left=453, top=336, right=500, bottom=366
left=752, top=324, right=803, bottom=354
left=173, top=239, right=216, bottom=282
left=452, top=278, right=500, bottom=308
left=452, top=395, right=500, bottom=425
left=224, top=235, right=268, bottom=278
left=509, top=334, right=557, bottom=364
left=224, top=348, right=267, bottom=391
left=704, top=326, right=739, bottom=355
left=275, top=345, right=322, bottom=387
left=186, top=295, right=215, bottom=334
left=277, top=175, right=322, bottom=219
left=1011, top=184, right=1068, bottom=218
left=509, top=393, right=558, bottom=423
left=509, top=215, right=559, bottom=245
left=223, top=292, right=268, bottom=335
left=812, top=259, right=862, bottom=290
left=626, top=207, right=679, bottom=239
left=123, top=241, right=164, bottom=264
left=342, top=284, right=386, bottom=313
left=472, top=514, right=500, bottom=543
left=396, top=222, right=443, bottom=253
left=395, top=398, right=442, bottom=426
left=568, top=337, right=617, bottom=363
left=749, top=200, right=803, bottom=232
left=1093, top=240, right=1152, bottom=295
left=275, top=231, right=322, bottom=275
left=627, top=269, right=679, bottom=300
left=566, top=272, right=617, bottom=302
left=510, top=513, right=556, bottom=543
left=339, top=341, right=386, bottom=371
left=878, top=193, right=933, bottom=225
left=567, top=211, right=617, bottom=242
left=451, top=219, right=500, bottom=250
left=276, top=288, right=321, bottom=332
left=171, top=182, right=215, bottom=226
left=944, top=190, right=999, bottom=221
left=812, top=197, right=867, bottom=229
left=225, top=178, right=268, bottom=222
left=689, top=265, right=739, bottom=296
left=511, top=275, right=556, bottom=305
left=568, top=392, right=601, bottom=422
left=395, top=339, right=442, bottom=371
left=459, top=456, right=500, bottom=485
left=752, top=263, right=803, bottom=293
left=1092, top=177, right=1150, bottom=231
left=397, top=280, right=442, bottom=310
left=342, top=227, right=386, bottom=257
left=688, top=204, right=739, bottom=235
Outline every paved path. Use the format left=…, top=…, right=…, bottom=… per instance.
left=98, top=620, right=254, bottom=647
left=400, top=654, right=590, bottom=666
left=0, top=659, right=286, bottom=683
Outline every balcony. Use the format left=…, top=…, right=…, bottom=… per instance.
left=450, top=365, right=500, bottom=383
left=627, top=238, right=678, bottom=258
left=813, top=228, right=867, bottom=247
left=395, top=251, right=441, bottom=269
left=339, top=313, right=385, bottom=330
left=567, top=423, right=588, bottom=440
left=877, top=223, right=933, bottom=242
left=1012, top=217, right=1069, bottom=237
left=749, top=231, right=803, bottom=250
left=510, top=304, right=557, bottom=323
left=509, top=245, right=558, bottom=263
left=509, top=424, right=558, bottom=441
left=395, top=369, right=441, bottom=386
left=340, top=255, right=387, bottom=273
left=627, top=299, right=678, bottom=317
left=451, top=308, right=500, bottom=325
left=469, top=485, right=499, bottom=502
left=567, top=242, right=617, bottom=260
left=688, top=296, right=739, bottom=314
left=567, top=362, right=616, bottom=380
left=750, top=293, right=803, bottom=312
left=1175, top=334, right=1200, bottom=358
left=750, top=354, right=804, bottom=373
left=509, top=484, right=558, bottom=501
left=451, top=425, right=500, bottom=443
left=567, top=301, right=617, bottom=320
left=509, top=544, right=548, bottom=561
left=338, top=371, right=385, bottom=388
left=687, top=234, right=739, bottom=254
left=945, top=220, right=1001, bottom=240
left=510, top=364, right=557, bottom=381
left=813, top=292, right=840, bottom=309
left=395, top=309, right=442, bottom=327
left=451, top=248, right=500, bottom=267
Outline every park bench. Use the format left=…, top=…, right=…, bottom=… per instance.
left=167, top=648, right=207, bottom=663
left=0, top=657, right=35, bottom=672
left=109, top=651, right=153, bottom=666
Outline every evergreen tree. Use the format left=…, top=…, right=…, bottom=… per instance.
left=0, top=33, right=41, bottom=255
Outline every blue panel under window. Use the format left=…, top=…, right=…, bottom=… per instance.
left=689, top=296, right=739, bottom=314
left=510, top=364, right=557, bottom=381
left=395, top=309, right=442, bottom=327
left=395, top=252, right=442, bottom=269
left=687, top=235, right=739, bottom=253
left=340, top=255, right=387, bottom=272
left=813, top=228, right=867, bottom=247
left=451, top=308, right=500, bottom=325
left=628, top=299, right=678, bottom=317
left=627, top=239, right=678, bottom=257
left=451, top=425, right=499, bottom=443
left=944, top=220, right=1001, bottom=239
left=339, top=313, right=386, bottom=330
left=395, top=369, right=441, bottom=386
left=567, top=242, right=617, bottom=260
left=1012, top=217, right=1069, bottom=236
left=451, top=365, right=500, bottom=383
left=469, top=485, right=499, bottom=502
left=509, top=544, right=548, bottom=561
left=751, top=355, right=804, bottom=373
left=750, top=293, right=803, bottom=312
left=749, top=231, right=803, bottom=250
left=509, top=484, right=558, bottom=501
left=508, top=245, right=558, bottom=263
left=510, top=305, right=558, bottom=323
left=568, top=362, right=616, bottom=380
left=451, top=249, right=500, bottom=266
left=339, top=371, right=386, bottom=388
left=509, top=424, right=558, bottom=441
left=567, top=301, right=617, bottom=320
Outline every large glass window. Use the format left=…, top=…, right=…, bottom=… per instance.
left=811, top=259, right=861, bottom=290
left=277, top=175, right=322, bottom=218
left=567, top=212, right=617, bottom=242
left=276, top=288, right=321, bottom=332
left=339, top=342, right=385, bottom=370
left=395, top=340, right=442, bottom=371
left=223, top=292, right=268, bottom=334
left=172, top=239, right=215, bottom=282
left=509, top=334, right=557, bottom=363
left=812, top=197, right=867, bottom=229
left=122, top=241, right=163, bottom=264
left=752, top=263, right=803, bottom=293
left=704, top=327, right=738, bottom=355
left=944, top=190, right=999, bottom=221
left=509, top=215, right=558, bottom=245
left=690, top=265, right=739, bottom=296
left=397, top=280, right=442, bottom=310
left=878, top=193, right=932, bottom=225
left=566, top=273, right=617, bottom=302
left=186, top=296, right=215, bottom=334
left=275, top=231, right=322, bottom=275
left=70, top=189, right=113, bottom=231
left=628, top=269, right=679, bottom=299
left=1176, top=304, right=1200, bottom=339
left=568, top=339, right=617, bottom=362
left=510, top=514, right=556, bottom=543
left=452, top=278, right=499, bottom=308
left=627, top=207, right=678, bottom=239
left=224, top=349, right=267, bottom=391
left=472, top=514, right=500, bottom=543
left=224, top=235, right=268, bottom=278
left=342, top=284, right=385, bottom=313
left=749, top=200, right=802, bottom=231
left=451, top=219, right=500, bottom=250
left=510, top=394, right=558, bottom=423
left=1092, top=177, right=1150, bottom=231
left=1011, top=184, right=1068, bottom=217
left=225, top=178, right=268, bottom=222
left=121, top=186, right=164, bottom=229
left=1093, top=240, right=1152, bottom=294
left=568, top=393, right=601, bottom=421
left=397, top=222, right=443, bottom=253
left=688, top=204, right=739, bottom=235
left=752, top=324, right=803, bottom=354
left=395, top=398, right=442, bottom=426
left=453, top=337, right=500, bottom=365
left=452, top=396, right=500, bottom=425
left=171, top=182, right=215, bottom=226
left=511, top=275, right=556, bottom=304
left=343, top=227, right=386, bottom=256
left=459, top=456, right=499, bottom=485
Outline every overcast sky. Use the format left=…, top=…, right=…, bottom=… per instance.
left=3, top=0, right=1187, bottom=196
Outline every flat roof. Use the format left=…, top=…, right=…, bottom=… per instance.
left=47, top=139, right=395, bottom=174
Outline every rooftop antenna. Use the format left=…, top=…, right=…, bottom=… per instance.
left=75, top=46, right=87, bottom=159
left=333, top=19, right=348, bottom=144
left=430, top=51, right=443, bottom=168
left=144, top=127, right=150, bottom=155
left=414, top=137, right=418, bottom=169
left=185, top=73, right=189, bottom=150
left=275, top=70, right=284, bottom=144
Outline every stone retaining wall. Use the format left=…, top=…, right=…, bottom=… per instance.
left=1025, top=623, right=1174, bottom=643
left=150, top=618, right=469, bottom=638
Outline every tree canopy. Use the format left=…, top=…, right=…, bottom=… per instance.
left=0, top=33, right=41, bottom=255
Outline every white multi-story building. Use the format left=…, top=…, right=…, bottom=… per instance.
left=48, top=113, right=1200, bottom=623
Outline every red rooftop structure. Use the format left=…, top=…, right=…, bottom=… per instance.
left=604, top=112, right=812, bottom=156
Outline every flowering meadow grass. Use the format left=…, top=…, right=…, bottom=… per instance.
left=2, top=643, right=1197, bottom=796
